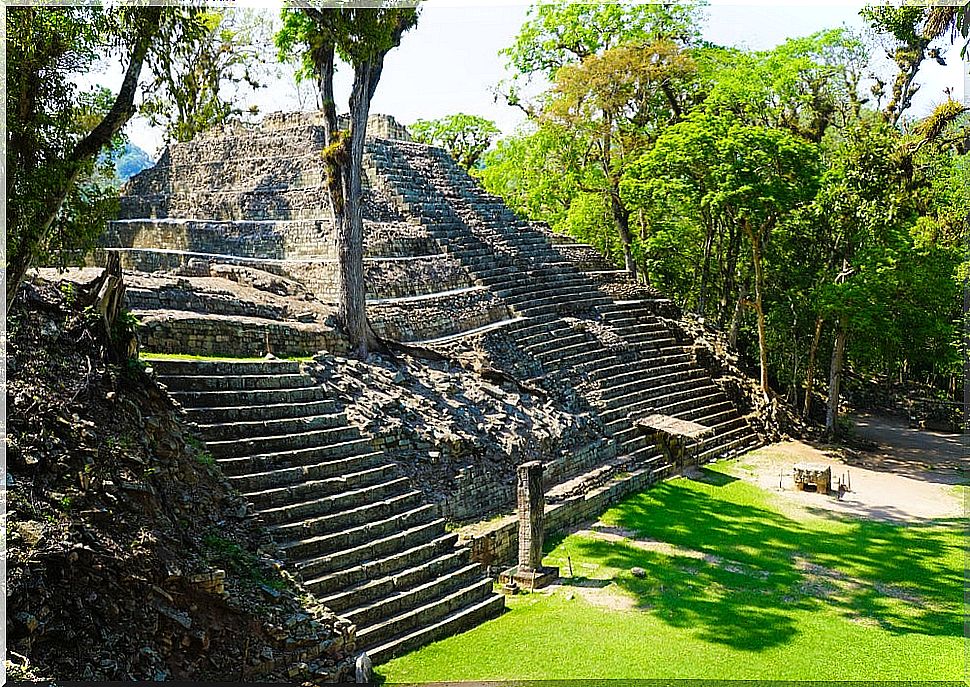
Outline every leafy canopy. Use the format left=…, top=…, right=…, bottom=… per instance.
left=409, top=114, right=500, bottom=170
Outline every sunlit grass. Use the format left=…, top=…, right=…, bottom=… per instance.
left=140, top=351, right=313, bottom=362
left=379, top=463, right=963, bottom=681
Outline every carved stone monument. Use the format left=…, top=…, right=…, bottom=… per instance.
left=793, top=463, right=832, bottom=493
left=499, top=461, right=559, bottom=591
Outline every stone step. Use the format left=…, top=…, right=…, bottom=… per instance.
left=603, top=379, right=719, bottom=412
left=184, top=398, right=339, bottom=424
left=193, top=412, right=349, bottom=441
left=343, top=562, right=483, bottom=630
left=696, top=430, right=760, bottom=463
left=510, top=319, right=576, bottom=344
left=555, top=345, right=616, bottom=370
left=356, top=577, right=495, bottom=653
left=592, top=360, right=695, bottom=387
left=514, top=293, right=611, bottom=318
left=533, top=338, right=602, bottom=365
left=294, top=518, right=447, bottom=580
left=217, top=437, right=376, bottom=476
left=168, top=384, right=332, bottom=408
left=280, top=502, right=438, bottom=561
left=613, top=324, right=673, bottom=343
left=256, top=476, right=413, bottom=527
left=522, top=332, right=590, bottom=357
left=496, top=275, right=593, bottom=299
left=270, top=489, right=425, bottom=542
left=319, top=548, right=470, bottom=615
left=146, top=358, right=302, bottom=377
left=600, top=391, right=728, bottom=428
left=227, top=451, right=386, bottom=493
left=366, top=593, right=505, bottom=665
left=688, top=406, right=740, bottom=428
left=620, top=445, right=667, bottom=469
left=247, top=463, right=399, bottom=510
left=206, top=425, right=361, bottom=459
left=158, top=372, right=314, bottom=392
left=600, top=371, right=709, bottom=403
left=651, top=392, right=729, bottom=420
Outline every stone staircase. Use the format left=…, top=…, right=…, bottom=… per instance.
left=365, top=139, right=760, bottom=483
left=149, top=357, right=504, bottom=664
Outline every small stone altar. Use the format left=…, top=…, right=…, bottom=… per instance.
left=793, top=463, right=832, bottom=493
left=499, top=461, right=559, bottom=591
left=637, top=413, right=712, bottom=467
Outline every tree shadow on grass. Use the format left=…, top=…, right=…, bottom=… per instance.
left=566, top=468, right=963, bottom=651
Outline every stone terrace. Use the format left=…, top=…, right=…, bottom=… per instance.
left=90, top=112, right=762, bottom=664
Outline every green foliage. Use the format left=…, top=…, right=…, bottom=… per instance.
left=482, top=9, right=964, bottom=405
left=409, top=114, right=500, bottom=170
left=477, top=123, right=584, bottom=229
left=501, top=1, right=704, bottom=79
left=142, top=9, right=270, bottom=143
left=275, top=6, right=419, bottom=84
left=6, top=8, right=127, bottom=271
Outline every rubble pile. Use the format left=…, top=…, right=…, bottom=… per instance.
left=5, top=283, right=354, bottom=682
left=308, top=349, right=603, bottom=518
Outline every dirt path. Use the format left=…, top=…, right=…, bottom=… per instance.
left=728, top=440, right=963, bottom=523
left=849, top=413, right=966, bottom=484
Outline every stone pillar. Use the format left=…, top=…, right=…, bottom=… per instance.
left=516, top=461, right=544, bottom=573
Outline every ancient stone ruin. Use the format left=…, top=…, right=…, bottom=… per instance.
left=86, top=112, right=763, bottom=666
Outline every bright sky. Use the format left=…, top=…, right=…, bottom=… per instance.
left=126, top=1, right=968, bottom=158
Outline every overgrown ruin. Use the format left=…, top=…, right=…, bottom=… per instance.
left=75, top=112, right=766, bottom=667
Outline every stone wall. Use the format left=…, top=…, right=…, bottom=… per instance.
left=262, top=112, right=413, bottom=142
left=285, top=255, right=471, bottom=301
left=119, top=187, right=332, bottom=222
left=552, top=243, right=616, bottom=272
left=370, top=288, right=510, bottom=343
left=437, top=438, right=616, bottom=523
left=137, top=313, right=347, bottom=358
left=102, top=219, right=332, bottom=260
left=463, top=465, right=662, bottom=570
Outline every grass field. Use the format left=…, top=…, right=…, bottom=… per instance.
left=379, top=463, right=964, bottom=681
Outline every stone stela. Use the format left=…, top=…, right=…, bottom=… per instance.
left=500, top=461, right=559, bottom=592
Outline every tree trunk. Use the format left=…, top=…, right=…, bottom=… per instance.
left=744, top=221, right=769, bottom=394
left=610, top=191, right=637, bottom=277
left=6, top=8, right=162, bottom=309
left=727, top=277, right=749, bottom=348
left=719, top=221, right=740, bottom=329
left=78, top=251, right=138, bottom=362
left=825, top=314, right=848, bottom=435
left=802, top=315, right=824, bottom=418
left=600, top=116, right=636, bottom=278
left=637, top=209, right=651, bottom=286
left=697, top=219, right=714, bottom=317
left=336, top=62, right=382, bottom=358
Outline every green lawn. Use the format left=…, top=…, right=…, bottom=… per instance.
left=140, top=352, right=313, bottom=362
left=379, top=463, right=964, bottom=681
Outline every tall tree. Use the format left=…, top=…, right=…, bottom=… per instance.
left=276, top=5, right=418, bottom=356
left=545, top=40, right=698, bottom=277
left=142, top=8, right=270, bottom=143
left=6, top=6, right=173, bottom=309
left=499, top=0, right=702, bottom=115
left=622, top=111, right=820, bottom=392
left=409, top=114, right=500, bottom=170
